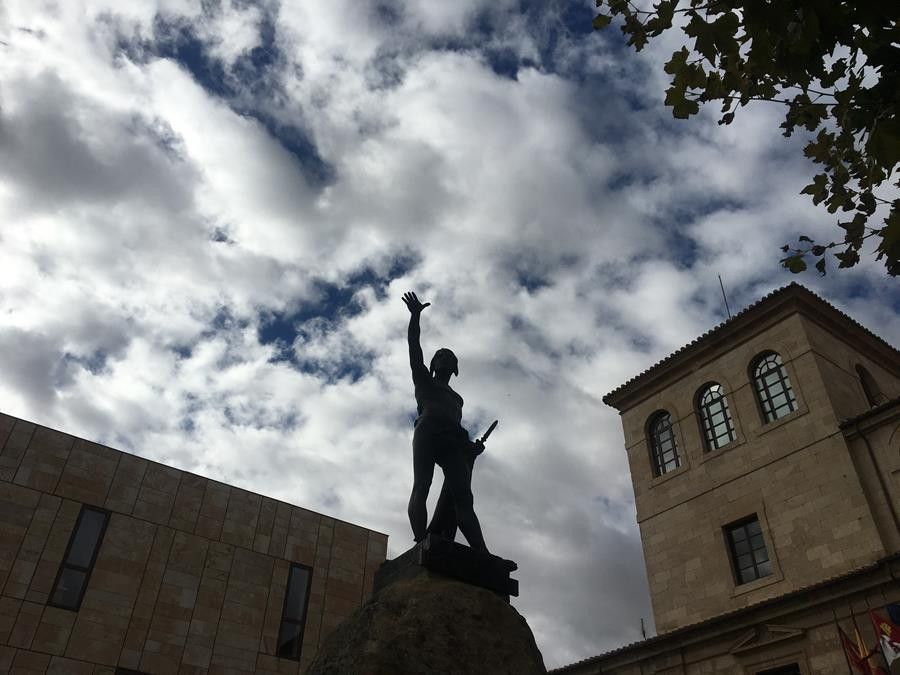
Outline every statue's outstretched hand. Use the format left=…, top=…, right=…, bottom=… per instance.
left=472, top=439, right=485, bottom=456
left=402, top=291, right=431, bottom=315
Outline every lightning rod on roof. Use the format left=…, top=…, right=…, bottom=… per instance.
left=718, top=274, right=732, bottom=319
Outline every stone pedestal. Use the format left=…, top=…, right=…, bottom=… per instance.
left=307, top=537, right=545, bottom=675
left=374, top=534, right=519, bottom=601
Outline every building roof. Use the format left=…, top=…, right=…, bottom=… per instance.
left=550, top=552, right=900, bottom=673
left=602, top=282, right=900, bottom=410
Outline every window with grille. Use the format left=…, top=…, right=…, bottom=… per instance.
left=49, top=506, right=109, bottom=610
left=752, top=352, right=797, bottom=422
left=697, top=383, right=736, bottom=450
left=725, top=516, right=772, bottom=585
left=648, top=411, right=681, bottom=476
left=277, top=563, right=313, bottom=660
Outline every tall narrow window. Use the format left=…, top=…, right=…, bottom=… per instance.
left=725, top=516, right=771, bottom=585
left=752, top=352, right=797, bottom=422
left=277, top=563, right=313, bottom=660
left=49, top=506, right=109, bottom=610
left=697, top=383, right=736, bottom=450
left=648, top=411, right=681, bottom=476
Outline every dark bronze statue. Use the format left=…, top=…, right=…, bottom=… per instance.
left=403, top=291, right=492, bottom=553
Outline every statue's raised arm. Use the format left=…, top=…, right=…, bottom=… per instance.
left=402, top=291, right=431, bottom=383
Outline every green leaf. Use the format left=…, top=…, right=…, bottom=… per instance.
left=835, top=249, right=860, bottom=268
left=592, top=13, right=613, bottom=30
left=655, top=0, right=675, bottom=26
left=798, top=235, right=813, bottom=243
left=859, top=191, right=877, bottom=216
left=837, top=214, right=866, bottom=251
left=868, top=117, right=900, bottom=168
left=664, top=47, right=690, bottom=75
left=672, top=98, right=700, bottom=119
left=876, top=207, right=900, bottom=275
left=781, top=255, right=808, bottom=274
left=800, top=174, right=828, bottom=205
left=706, top=72, right=725, bottom=99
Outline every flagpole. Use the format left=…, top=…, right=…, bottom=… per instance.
left=835, top=607, right=856, bottom=675
left=853, top=609, right=884, bottom=674
left=852, top=611, right=872, bottom=673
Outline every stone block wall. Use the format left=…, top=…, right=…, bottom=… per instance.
left=0, top=412, right=388, bottom=674
left=618, top=313, right=890, bottom=632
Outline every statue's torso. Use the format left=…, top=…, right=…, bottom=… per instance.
left=414, top=378, right=464, bottom=428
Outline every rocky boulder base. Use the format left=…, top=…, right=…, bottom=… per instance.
left=307, top=571, right=546, bottom=675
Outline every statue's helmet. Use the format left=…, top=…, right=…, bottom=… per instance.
left=430, top=348, right=458, bottom=377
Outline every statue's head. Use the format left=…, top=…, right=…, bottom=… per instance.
left=430, top=348, right=458, bottom=378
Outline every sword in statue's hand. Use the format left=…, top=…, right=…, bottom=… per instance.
left=473, top=420, right=498, bottom=456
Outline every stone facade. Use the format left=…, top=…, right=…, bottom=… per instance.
left=557, top=284, right=900, bottom=674
left=0, top=413, right=388, bottom=674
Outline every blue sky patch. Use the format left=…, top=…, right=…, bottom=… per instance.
left=63, top=350, right=109, bottom=376
left=259, top=253, right=419, bottom=368
left=114, top=11, right=335, bottom=188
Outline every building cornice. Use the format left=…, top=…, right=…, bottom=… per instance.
left=602, top=283, right=900, bottom=412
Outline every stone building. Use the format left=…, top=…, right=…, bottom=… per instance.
left=556, top=283, right=900, bottom=674
left=0, top=413, right=388, bottom=674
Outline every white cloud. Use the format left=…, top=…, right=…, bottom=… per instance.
left=0, top=0, right=896, bottom=670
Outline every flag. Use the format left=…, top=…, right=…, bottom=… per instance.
left=840, top=626, right=887, bottom=675
left=871, top=609, right=900, bottom=670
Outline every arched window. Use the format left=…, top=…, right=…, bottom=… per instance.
left=697, top=383, right=736, bottom=450
left=856, top=364, right=885, bottom=407
left=752, top=352, right=797, bottom=423
left=648, top=411, right=681, bottom=476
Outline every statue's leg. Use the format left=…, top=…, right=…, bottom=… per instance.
left=408, top=435, right=435, bottom=542
left=426, top=480, right=458, bottom=541
left=441, top=452, right=488, bottom=553
left=429, top=453, right=475, bottom=541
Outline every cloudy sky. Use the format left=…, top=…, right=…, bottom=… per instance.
left=1, top=0, right=898, bottom=668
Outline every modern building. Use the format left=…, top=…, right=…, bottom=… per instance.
left=0, top=413, right=388, bottom=674
left=557, top=283, right=900, bottom=674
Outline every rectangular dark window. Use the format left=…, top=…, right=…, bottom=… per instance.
left=725, top=515, right=771, bottom=585
left=49, top=506, right=109, bottom=610
left=277, top=563, right=313, bottom=660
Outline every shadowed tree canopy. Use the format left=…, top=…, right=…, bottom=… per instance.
left=593, top=1, right=899, bottom=276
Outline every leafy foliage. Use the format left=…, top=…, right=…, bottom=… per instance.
left=593, top=1, right=900, bottom=276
